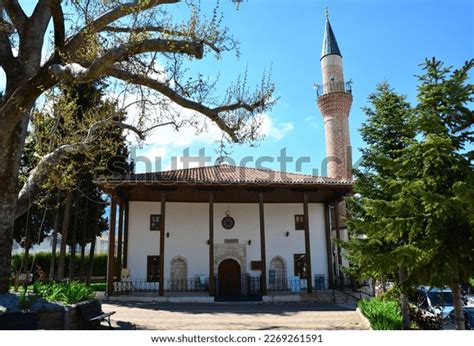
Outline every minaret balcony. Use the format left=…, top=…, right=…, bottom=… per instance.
left=316, top=81, right=352, bottom=97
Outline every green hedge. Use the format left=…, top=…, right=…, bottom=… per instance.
left=11, top=252, right=109, bottom=279
left=358, top=298, right=403, bottom=330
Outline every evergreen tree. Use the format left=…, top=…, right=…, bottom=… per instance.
left=395, top=58, right=473, bottom=329
left=343, top=59, right=473, bottom=330
left=342, top=82, right=416, bottom=329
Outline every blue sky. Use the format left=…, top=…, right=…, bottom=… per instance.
left=132, top=0, right=473, bottom=175
left=2, top=0, right=473, bottom=176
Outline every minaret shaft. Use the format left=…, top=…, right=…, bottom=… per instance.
left=317, top=18, right=352, bottom=179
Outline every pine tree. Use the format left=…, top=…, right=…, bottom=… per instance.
left=342, top=82, right=416, bottom=329
left=396, top=58, right=474, bottom=330
left=343, top=59, right=473, bottom=330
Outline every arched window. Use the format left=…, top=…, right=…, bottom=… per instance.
left=269, top=256, right=287, bottom=291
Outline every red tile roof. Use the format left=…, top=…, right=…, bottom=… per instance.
left=97, top=164, right=353, bottom=186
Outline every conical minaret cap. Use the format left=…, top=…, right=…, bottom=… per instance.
left=321, top=17, right=342, bottom=60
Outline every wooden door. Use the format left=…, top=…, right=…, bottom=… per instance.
left=218, top=259, right=241, bottom=297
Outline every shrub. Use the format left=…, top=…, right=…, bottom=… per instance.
left=60, top=281, right=96, bottom=305
left=18, top=288, right=37, bottom=311
left=33, top=281, right=96, bottom=305
left=358, top=298, right=403, bottom=330
left=11, top=252, right=109, bottom=279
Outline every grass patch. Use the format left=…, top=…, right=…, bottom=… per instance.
left=358, top=297, right=402, bottom=330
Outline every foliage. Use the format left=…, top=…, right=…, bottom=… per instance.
left=343, top=58, right=473, bottom=329
left=33, top=281, right=95, bottom=305
left=11, top=253, right=109, bottom=279
left=17, top=288, right=37, bottom=311
left=59, top=281, right=96, bottom=305
left=409, top=306, right=442, bottom=330
left=342, top=81, right=416, bottom=281
left=358, top=298, right=403, bottom=330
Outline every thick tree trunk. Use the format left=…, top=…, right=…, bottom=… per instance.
left=0, top=112, right=30, bottom=293
left=57, top=191, right=72, bottom=281
left=451, top=262, right=465, bottom=330
left=49, top=191, right=62, bottom=282
left=0, top=205, right=15, bottom=293
left=68, top=194, right=80, bottom=280
left=399, top=267, right=410, bottom=330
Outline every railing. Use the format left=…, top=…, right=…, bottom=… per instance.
left=113, top=277, right=208, bottom=294
left=316, top=81, right=352, bottom=97
left=113, top=275, right=333, bottom=296
left=268, top=275, right=329, bottom=293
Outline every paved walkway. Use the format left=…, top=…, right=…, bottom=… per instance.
left=101, top=302, right=370, bottom=330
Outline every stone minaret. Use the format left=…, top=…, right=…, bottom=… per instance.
left=317, top=11, right=352, bottom=179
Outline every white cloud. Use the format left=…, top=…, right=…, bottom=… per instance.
left=260, top=113, right=294, bottom=141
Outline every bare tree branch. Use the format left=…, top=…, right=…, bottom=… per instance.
left=3, top=0, right=26, bottom=32
left=47, top=0, right=65, bottom=58
left=101, top=25, right=222, bottom=54
left=49, top=38, right=203, bottom=81
left=15, top=117, right=177, bottom=219
left=65, top=0, right=180, bottom=52
left=106, top=67, right=248, bottom=141
left=0, top=1, right=14, bottom=70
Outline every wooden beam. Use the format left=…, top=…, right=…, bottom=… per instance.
left=303, top=192, right=313, bottom=293
left=324, top=204, right=334, bottom=289
left=159, top=192, right=166, bottom=296
left=106, top=195, right=117, bottom=296
left=123, top=201, right=129, bottom=268
left=116, top=199, right=124, bottom=278
left=208, top=191, right=215, bottom=296
left=258, top=192, right=267, bottom=296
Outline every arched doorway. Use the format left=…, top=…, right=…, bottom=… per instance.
left=218, top=259, right=241, bottom=297
left=170, top=256, right=188, bottom=292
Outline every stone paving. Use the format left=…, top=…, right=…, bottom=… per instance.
left=101, top=302, right=370, bottom=330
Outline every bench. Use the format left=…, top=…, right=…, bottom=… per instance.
left=77, top=300, right=115, bottom=329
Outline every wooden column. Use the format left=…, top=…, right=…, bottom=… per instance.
left=324, top=204, right=334, bottom=289
left=116, top=199, right=124, bottom=278
left=123, top=201, right=129, bottom=269
left=106, top=195, right=117, bottom=296
left=258, top=192, right=267, bottom=296
left=334, top=202, right=343, bottom=288
left=159, top=192, right=166, bottom=296
left=303, top=192, right=313, bottom=293
left=208, top=191, right=215, bottom=296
